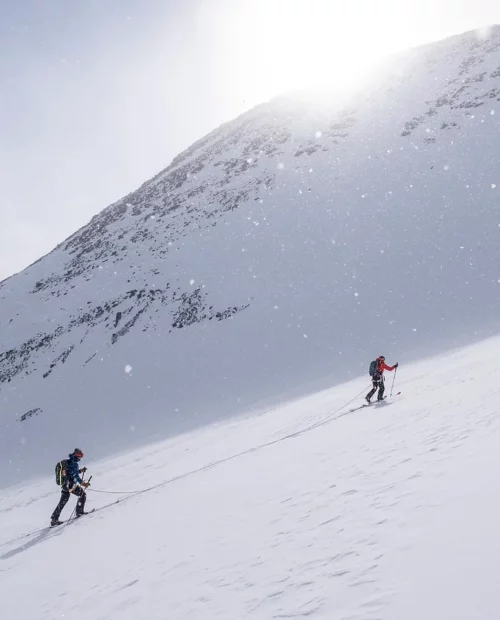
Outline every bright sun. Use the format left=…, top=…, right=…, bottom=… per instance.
left=208, top=0, right=412, bottom=105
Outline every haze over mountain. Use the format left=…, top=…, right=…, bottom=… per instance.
left=2, top=26, right=500, bottom=484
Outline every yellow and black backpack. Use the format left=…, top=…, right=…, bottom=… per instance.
left=55, top=459, right=69, bottom=486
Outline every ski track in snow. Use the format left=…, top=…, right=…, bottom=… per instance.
left=1, top=336, right=500, bottom=619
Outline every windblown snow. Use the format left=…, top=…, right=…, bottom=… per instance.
left=2, top=27, right=500, bottom=482
left=1, top=335, right=500, bottom=619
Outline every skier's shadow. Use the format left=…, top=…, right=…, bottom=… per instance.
left=0, top=524, right=65, bottom=561
left=374, top=400, right=393, bottom=408
left=1, top=499, right=120, bottom=561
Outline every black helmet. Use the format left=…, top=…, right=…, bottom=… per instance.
left=73, top=448, right=84, bottom=459
left=377, top=355, right=385, bottom=361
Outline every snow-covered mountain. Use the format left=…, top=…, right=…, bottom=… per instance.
left=2, top=335, right=500, bottom=619
left=2, top=27, right=500, bottom=483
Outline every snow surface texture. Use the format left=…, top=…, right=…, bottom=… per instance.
left=2, top=27, right=500, bottom=482
left=1, top=335, right=500, bottom=619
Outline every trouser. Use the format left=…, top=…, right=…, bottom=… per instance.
left=367, top=375, right=385, bottom=401
left=51, top=485, right=86, bottom=522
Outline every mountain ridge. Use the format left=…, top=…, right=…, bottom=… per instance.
left=2, top=26, right=500, bottom=484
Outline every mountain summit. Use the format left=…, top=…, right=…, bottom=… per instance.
left=2, top=27, right=500, bottom=483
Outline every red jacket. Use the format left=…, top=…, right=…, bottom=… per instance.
left=378, top=360, right=396, bottom=373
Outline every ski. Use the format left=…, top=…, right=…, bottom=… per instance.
left=74, top=508, right=96, bottom=520
left=347, top=392, right=401, bottom=414
left=348, top=397, right=385, bottom=413
left=50, top=508, right=96, bottom=527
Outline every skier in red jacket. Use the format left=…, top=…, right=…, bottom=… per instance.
left=366, top=356, right=398, bottom=403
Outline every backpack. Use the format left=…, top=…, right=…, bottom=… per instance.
left=55, top=459, right=69, bottom=486
left=369, top=360, right=378, bottom=377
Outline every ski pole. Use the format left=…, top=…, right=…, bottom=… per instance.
left=66, top=475, right=91, bottom=525
left=390, top=367, right=397, bottom=397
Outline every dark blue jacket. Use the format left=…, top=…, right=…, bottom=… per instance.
left=65, top=453, right=83, bottom=485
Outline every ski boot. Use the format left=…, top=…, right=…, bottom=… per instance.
left=75, top=510, right=94, bottom=518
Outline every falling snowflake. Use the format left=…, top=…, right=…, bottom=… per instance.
left=491, top=110, right=496, bottom=116
left=189, top=279, right=195, bottom=285
left=315, top=130, right=322, bottom=138
left=277, top=162, right=285, bottom=170
left=492, top=184, right=497, bottom=189
left=125, top=365, right=133, bottom=374
left=444, top=165, right=450, bottom=171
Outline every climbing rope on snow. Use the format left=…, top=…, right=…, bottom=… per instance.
left=87, top=383, right=373, bottom=498
left=88, top=488, right=136, bottom=494
left=1, top=383, right=374, bottom=548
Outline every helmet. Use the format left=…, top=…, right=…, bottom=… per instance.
left=377, top=356, right=385, bottom=361
left=73, top=448, right=84, bottom=459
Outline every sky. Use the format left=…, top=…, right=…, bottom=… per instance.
left=1, top=0, right=500, bottom=281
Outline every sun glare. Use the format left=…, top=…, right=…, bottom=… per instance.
left=211, top=0, right=410, bottom=104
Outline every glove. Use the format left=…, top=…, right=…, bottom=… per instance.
left=79, top=467, right=87, bottom=474
left=81, top=481, right=91, bottom=489
left=394, top=362, right=399, bottom=369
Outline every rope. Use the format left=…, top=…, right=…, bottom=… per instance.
left=1, top=383, right=373, bottom=548
left=89, top=489, right=136, bottom=495
left=87, top=384, right=372, bottom=498
left=283, top=384, right=371, bottom=437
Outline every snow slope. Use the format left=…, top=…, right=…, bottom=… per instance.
left=2, top=27, right=500, bottom=483
left=1, top=335, right=500, bottom=619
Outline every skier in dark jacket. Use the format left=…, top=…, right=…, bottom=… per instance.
left=366, top=356, right=398, bottom=404
left=51, top=448, right=90, bottom=527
